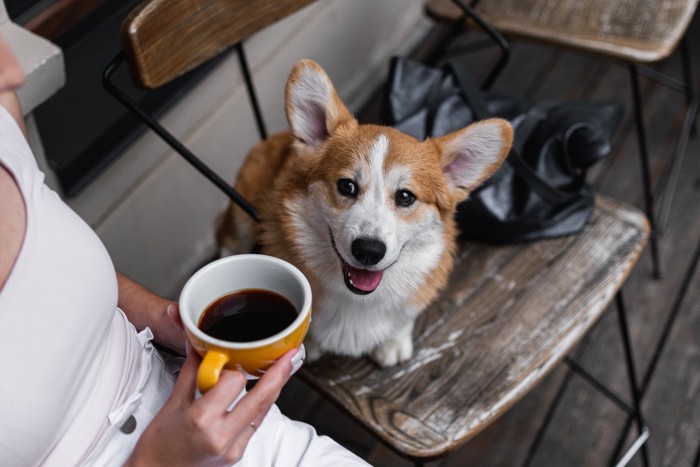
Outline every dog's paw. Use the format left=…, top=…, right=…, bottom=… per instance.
left=304, top=340, right=323, bottom=363
left=371, top=335, right=413, bottom=367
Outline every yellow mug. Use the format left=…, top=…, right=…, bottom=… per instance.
left=179, top=254, right=312, bottom=393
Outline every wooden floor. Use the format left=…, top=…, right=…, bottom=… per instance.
left=276, top=11, right=700, bottom=467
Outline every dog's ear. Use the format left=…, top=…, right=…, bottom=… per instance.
left=433, top=118, right=513, bottom=200
left=285, top=59, right=356, bottom=151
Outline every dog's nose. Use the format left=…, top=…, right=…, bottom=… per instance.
left=351, top=238, right=386, bottom=266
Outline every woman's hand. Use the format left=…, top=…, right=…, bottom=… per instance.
left=161, top=303, right=188, bottom=355
left=126, top=345, right=299, bottom=467
left=117, top=272, right=187, bottom=355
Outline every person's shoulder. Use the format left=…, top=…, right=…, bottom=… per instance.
left=0, top=91, right=26, bottom=135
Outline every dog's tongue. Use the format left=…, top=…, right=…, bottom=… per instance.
left=347, top=265, right=384, bottom=292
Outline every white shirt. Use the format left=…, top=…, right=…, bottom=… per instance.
left=0, top=106, right=144, bottom=465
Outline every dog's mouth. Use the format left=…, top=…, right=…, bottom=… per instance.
left=343, top=263, right=384, bottom=295
left=330, top=232, right=384, bottom=295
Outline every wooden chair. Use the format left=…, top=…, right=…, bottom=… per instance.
left=299, top=197, right=650, bottom=466
left=106, top=1, right=652, bottom=465
left=426, top=0, right=700, bottom=280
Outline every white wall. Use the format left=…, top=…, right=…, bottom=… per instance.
left=56, top=1, right=431, bottom=298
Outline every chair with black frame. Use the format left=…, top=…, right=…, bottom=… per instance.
left=426, top=0, right=700, bottom=280
left=104, top=1, right=652, bottom=465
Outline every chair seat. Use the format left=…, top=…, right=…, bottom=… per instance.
left=298, top=195, right=649, bottom=460
left=426, top=0, right=699, bottom=63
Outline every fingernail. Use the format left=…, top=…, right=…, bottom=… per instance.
left=290, top=345, right=305, bottom=375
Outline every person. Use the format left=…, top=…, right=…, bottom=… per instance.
left=0, top=35, right=368, bottom=466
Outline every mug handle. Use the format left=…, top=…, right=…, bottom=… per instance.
left=198, top=349, right=230, bottom=393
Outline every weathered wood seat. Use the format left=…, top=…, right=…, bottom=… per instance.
left=427, top=0, right=698, bottom=63
left=299, top=196, right=649, bottom=462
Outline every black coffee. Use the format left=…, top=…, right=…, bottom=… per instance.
left=198, top=289, right=298, bottom=342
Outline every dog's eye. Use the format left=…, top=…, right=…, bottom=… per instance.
left=337, top=179, right=358, bottom=197
left=395, top=189, right=416, bottom=207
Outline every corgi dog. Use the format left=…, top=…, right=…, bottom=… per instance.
left=216, top=59, right=512, bottom=367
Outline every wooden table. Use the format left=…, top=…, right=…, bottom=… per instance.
left=299, top=196, right=649, bottom=463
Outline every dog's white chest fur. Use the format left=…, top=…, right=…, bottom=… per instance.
left=309, top=288, right=421, bottom=357
left=285, top=184, right=445, bottom=363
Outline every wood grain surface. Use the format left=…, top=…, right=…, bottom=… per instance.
left=298, top=196, right=649, bottom=460
left=120, top=0, right=316, bottom=88
left=274, top=14, right=700, bottom=464
left=426, top=0, right=699, bottom=62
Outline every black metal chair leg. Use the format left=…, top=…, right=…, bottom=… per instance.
left=235, top=42, right=268, bottom=141
left=615, top=292, right=650, bottom=467
left=451, top=0, right=511, bottom=90
left=679, top=36, right=697, bottom=135
left=103, top=52, right=260, bottom=223
left=656, top=93, right=698, bottom=236
left=565, top=355, right=650, bottom=467
left=558, top=292, right=650, bottom=466
left=654, top=34, right=700, bottom=234
left=628, top=64, right=662, bottom=279
left=521, top=370, right=577, bottom=467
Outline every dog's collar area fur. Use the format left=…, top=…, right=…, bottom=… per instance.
left=329, top=230, right=384, bottom=295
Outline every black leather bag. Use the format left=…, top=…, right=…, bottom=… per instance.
left=385, top=57, right=624, bottom=243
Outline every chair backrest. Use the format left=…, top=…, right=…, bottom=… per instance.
left=121, top=0, right=316, bottom=89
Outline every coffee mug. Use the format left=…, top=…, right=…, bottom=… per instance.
left=179, top=254, right=312, bottom=393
